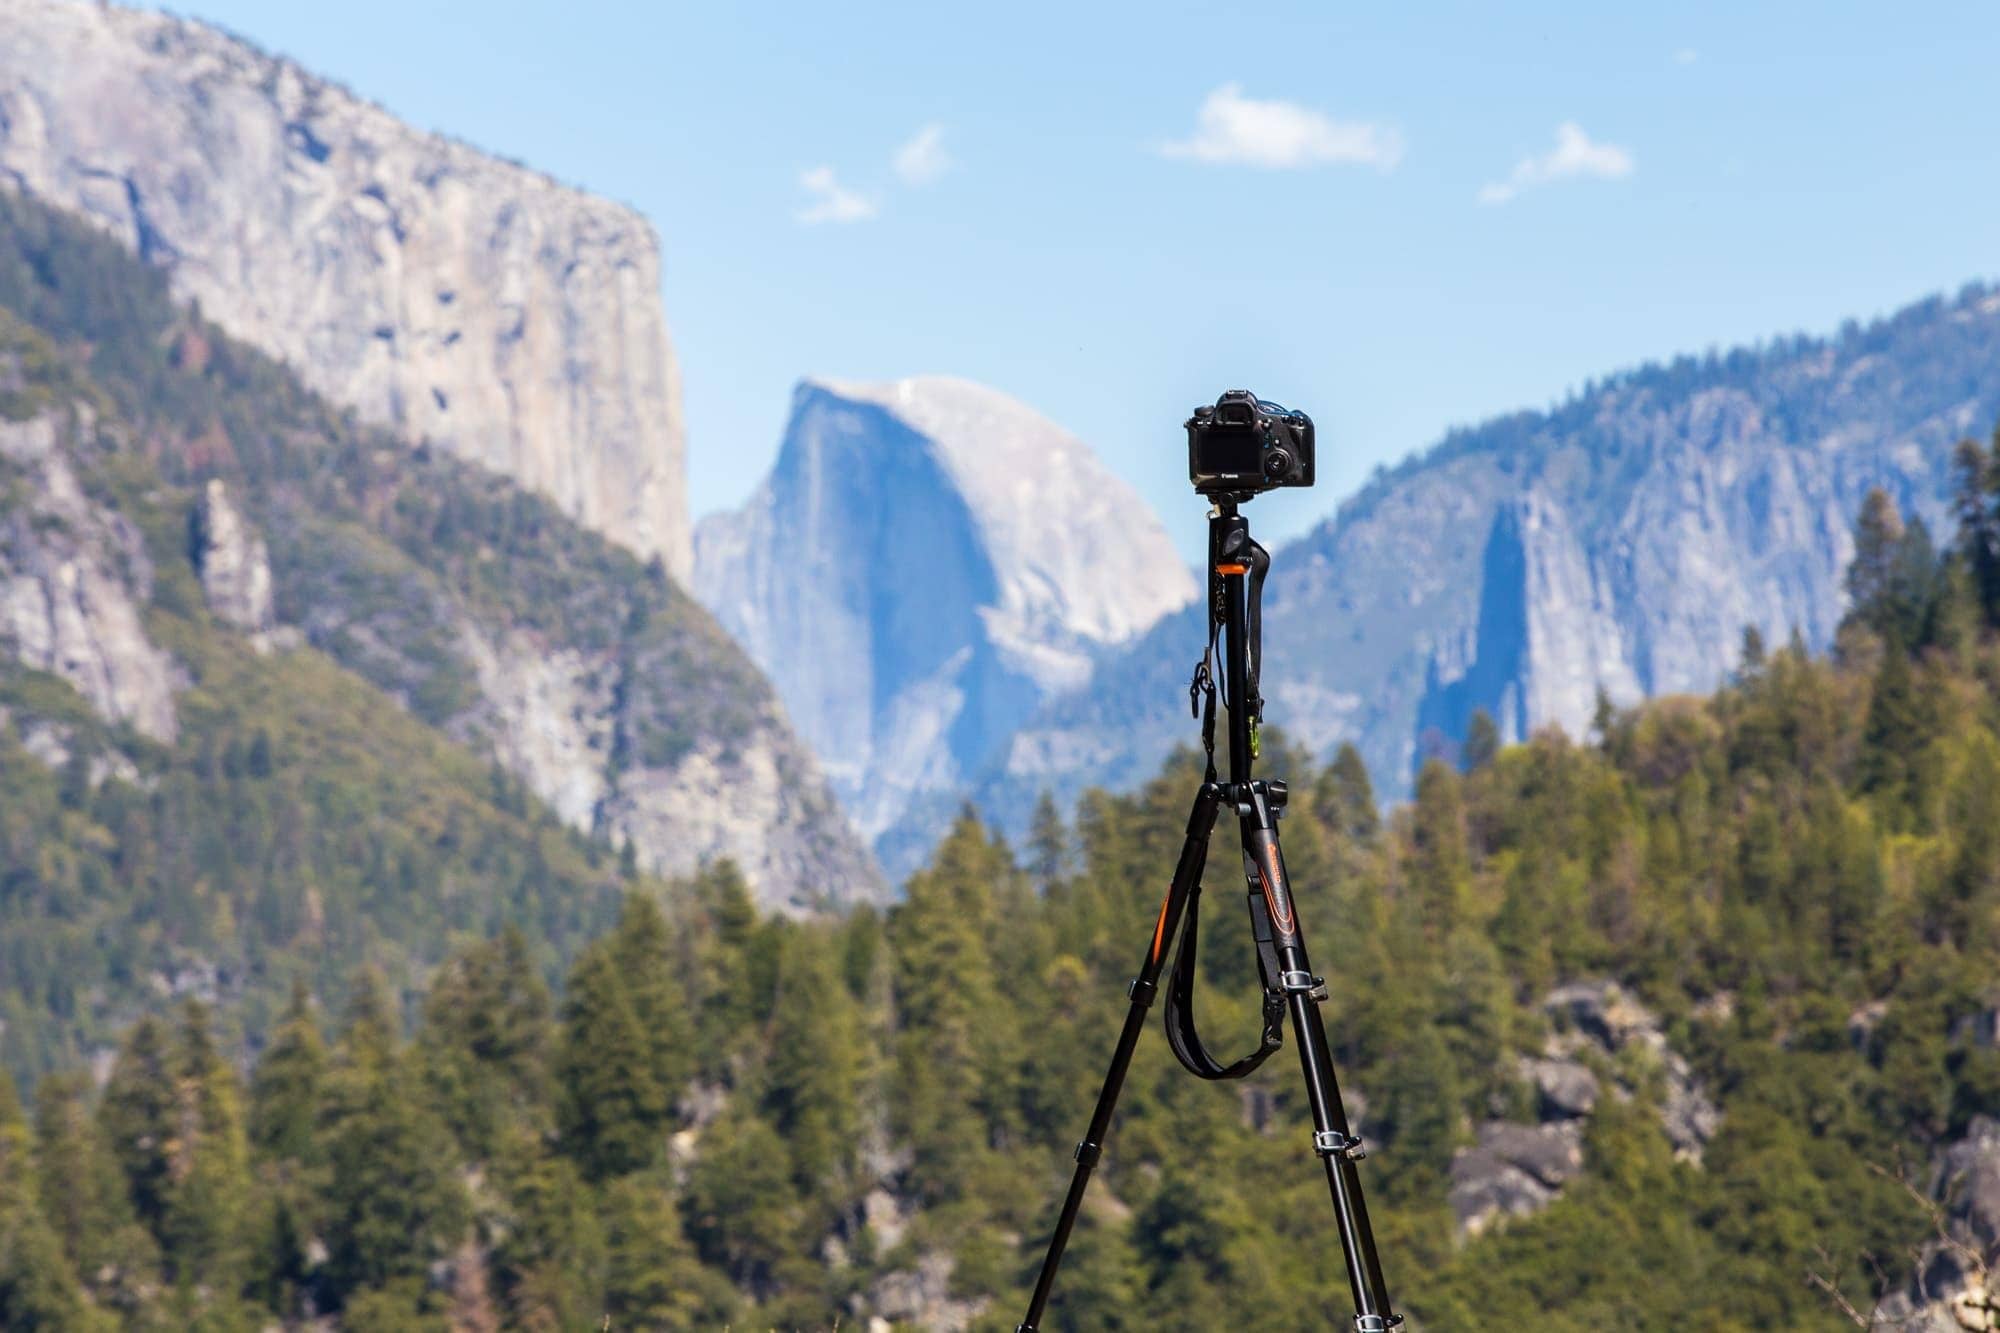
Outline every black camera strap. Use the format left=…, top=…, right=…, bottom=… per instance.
left=1163, top=876, right=1288, bottom=1081
left=1169, top=557, right=1286, bottom=1083
left=1189, top=652, right=1218, bottom=784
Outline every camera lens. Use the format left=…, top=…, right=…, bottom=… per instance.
left=1263, top=449, right=1292, bottom=480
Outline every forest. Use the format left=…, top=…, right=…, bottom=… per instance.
left=4, top=435, right=2000, bottom=1327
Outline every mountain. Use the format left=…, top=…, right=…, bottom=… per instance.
left=980, top=283, right=2000, bottom=832
left=0, top=0, right=691, bottom=577
left=693, top=375, right=1195, bottom=867
left=0, top=184, right=880, bottom=921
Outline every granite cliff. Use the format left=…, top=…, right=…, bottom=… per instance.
left=0, top=184, right=880, bottom=916
left=0, top=0, right=691, bottom=576
left=981, top=284, right=2000, bottom=832
left=0, top=402, right=180, bottom=743
left=694, top=376, right=1195, bottom=870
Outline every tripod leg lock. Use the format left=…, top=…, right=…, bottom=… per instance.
left=1280, top=969, right=1328, bottom=1001
left=1127, top=976, right=1157, bottom=1006
left=1355, top=1315, right=1403, bottom=1331
left=1314, top=1128, right=1367, bottom=1161
left=1073, top=1140, right=1102, bottom=1169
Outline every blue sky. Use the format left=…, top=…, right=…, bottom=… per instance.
left=172, top=1, right=2000, bottom=559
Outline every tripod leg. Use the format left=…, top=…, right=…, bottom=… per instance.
left=1017, top=782, right=1223, bottom=1333
left=1241, top=813, right=1399, bottom=1330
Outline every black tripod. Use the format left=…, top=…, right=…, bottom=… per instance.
left=1018, top=501, right=1399, bottom=1332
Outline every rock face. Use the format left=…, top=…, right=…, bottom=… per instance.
left=0, top=0, right=691, bottom=578
left=694, top=376, right=1194, bottom=867
left=0, top=407, right=178, bottom=740
left=1448, top=979, right=1719, bottom=1238
left=441, top=621, right=882, bottom=915
left=982, top=285, right=2000, bottom=830
left=1448, top=1119, right=1585, bottom=1240
left=1875, top=1116, right=2000, bottom=1330
left=192, top=479, right=275, bottom=636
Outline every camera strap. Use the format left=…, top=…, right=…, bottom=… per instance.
left=1163, top=878, right=1288, bottom=1081
left=1190, top=652, right=1218, bottom=784
left=1172, top=592, right=1286, bottom=1083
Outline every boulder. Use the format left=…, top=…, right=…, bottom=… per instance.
left=1544, top=979, right=1661, bottom=1052
left=1521, top=1056, right=1599, bottom=1119
left=1448, top=1120, right=1584, bottom=1236
left=1939, top=1116, right=2000, bottom=1255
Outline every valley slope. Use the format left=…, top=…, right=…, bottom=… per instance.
left=0, top=185, right=880, bottom=934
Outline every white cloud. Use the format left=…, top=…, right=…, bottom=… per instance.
left=893, top=123, right=953, bottom=186
left=1478, top=122, right=1634, bottom=205
left=1160, top=83, right=1403, bottom=170
left=796, top=166, right=877, bottom=225
left=1674, top=47, right=1699, bottom=65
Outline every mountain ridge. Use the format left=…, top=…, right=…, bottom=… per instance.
left=972, top=280, right=2000, bottom=839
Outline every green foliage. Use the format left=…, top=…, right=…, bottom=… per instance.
left=0, top=1074, right=101, bottom=1330
left=7, top=573, right=2000, bottom=1326
left=554, top=936, right=671, bottom=1182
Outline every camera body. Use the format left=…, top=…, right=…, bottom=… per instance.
left=1187, top=390, right=1315, bottom=497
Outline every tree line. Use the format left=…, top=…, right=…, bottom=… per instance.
left=4, top=434, right=2000, bottom=1328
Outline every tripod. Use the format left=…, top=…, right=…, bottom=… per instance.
left=1018, top=501, right=1399, bottom=1332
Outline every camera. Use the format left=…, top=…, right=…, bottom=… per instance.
left=1187, top=390, right=1315, bottom=496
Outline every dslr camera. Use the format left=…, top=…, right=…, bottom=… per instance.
left=1187, top=390, right=1315, bottom=497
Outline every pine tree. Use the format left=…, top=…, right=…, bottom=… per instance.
left=605, top=895, right=695, bottom=1111
left=889, top=811, right=1022, bottom=1205
left=681, top=1109, right=798, bottom=1290
left=759, top=928, right=862, bottom=1202
left=601, top=1172, right=735, bottom=1330
left=247, top=980, right=329, bottom=1318
left=487, top=1130, right=606, bottom=1330
left=1462, top=708, right=1502, bottom=772
left=321, top=982, right=470, bottom=1305
left=160, top=1000, right=255, bottom=1293
left=419, top=927, right=553, bottom=1158
left=32, top=1072, right=139, bottom=1283
left=1318, top=741, right=1380, bottom=842
left=1374, top=1021, right=1465, bottom=1201
left=98, top=1014, right=176, bottom=1232
left=249, top=979, right=326, bottom=1165
left=555, top=943, right=669, bottom=1181
left=690, top=863, right=776, bottom=1081
left=1409, top=759, right=1474, bottom=937
left=1738, top=623, right=1767, bottom=677
left=0, top=1074, right=96, bottom=1331
left=1952, top=430, right=2000, bottom=620
left=1859, top=645, right=1926, bottom=820
left=1847, top=486, right=1907, bottom=625
left=1846, top=488, right=1943, bottom=652
left=1592, top=685, right=1618, bottom=750
left=1027, top=790, right=1073, bottom=893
